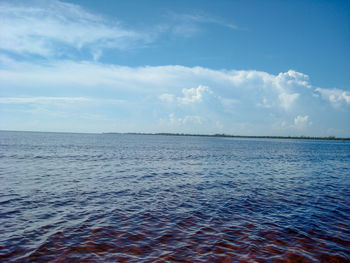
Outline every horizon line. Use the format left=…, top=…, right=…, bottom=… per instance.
left=1, top=129, right=350, bottom=141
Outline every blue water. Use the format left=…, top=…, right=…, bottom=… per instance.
left=1, top=131, right=349, bottom=262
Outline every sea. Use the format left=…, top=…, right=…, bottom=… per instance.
left=1, top=131, right=349, bottom=262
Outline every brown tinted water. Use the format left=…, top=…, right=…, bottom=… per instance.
left=1, top=132, right=349, bottom=262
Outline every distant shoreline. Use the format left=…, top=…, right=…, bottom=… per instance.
left=105, top=132, right=350, bottom=141
left=1, top=130, right=349, bottom=141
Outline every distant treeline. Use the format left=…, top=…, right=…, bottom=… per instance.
left=104, top=132, right=350, bottom=141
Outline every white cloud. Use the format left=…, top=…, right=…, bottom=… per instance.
left=257, top=97, right=272, bottom=108
left=215, top=121, right=224, bottom=130
left=169, top=12, right=239, bottom=37
left=168, top=113, right=202, bottom=126
left=160, top=85, right=240, bottom=114
left=1, top=58, right=349, bottom=136
left=178, top=85, right=212, bottom=104
left=172, top=13, right=238, bottom=29
left=276, top=70, right=312, bottom=89
left=0, top=96, right=90, bottom=104
left=281, top=121, right=289, bottom=128
left=278, top=92, right=299, bottom=110
left=218, top=97, right=240, bottom=113
left=0, top=96, right=125, bottom=107
left=159, top=93, right=175, bottom=103
left=172, top=23, right=201, bottom=38
left=0, top=1, right=240, bottom=58
left=2, top=58, right=329, bottom=135
left=183, top=115, right=202, bottom=125
left=0, top=59, right=313, bottom=111
left=294, top=115, right=311, bottom=130
left=315, top=88, right=350, bottom=107
left=0, top=0, right=148, bottom=58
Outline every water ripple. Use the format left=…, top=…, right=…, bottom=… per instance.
left=0, top=132, right=349, bottom=262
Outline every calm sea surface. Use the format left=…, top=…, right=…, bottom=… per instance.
left=1, top=131, right=349, bottom=262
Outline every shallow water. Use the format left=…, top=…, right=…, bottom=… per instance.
left=1, top=131, right=349, bottom=262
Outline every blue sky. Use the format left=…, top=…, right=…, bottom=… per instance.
left=1, top=0, right=349, bottom=136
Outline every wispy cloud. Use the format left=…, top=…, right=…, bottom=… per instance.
left=0, top=96, right=126, bottom=107
left=169, top=12, right=239, bottom=37
left=0, top=1, right=241, bottom=59
left=178, top=13, right=238, bottom=29
left=0, top=0, right=149, bottom=58
left=0, top=97, right=90, bottom=104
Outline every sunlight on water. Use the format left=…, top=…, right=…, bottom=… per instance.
left=1, top=131, right=349, bottom=262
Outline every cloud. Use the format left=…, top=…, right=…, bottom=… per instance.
left=169, top=12, right=239, bottom=37
left=276, top=70, right=312, bottom=89
left=278, top=92, right=299, bottom=110
left=160, top=85, right=240, bottom=115
left=277, top=115, right=312, bottom=131
left=167, top=113, right=202, bottom=126
left=4, top=58, right=346, bottom=136
left=182, top=115, right=202, bottom=125
left=159, top=93, right=175, bottom=103
left=177, top=85, right=212, bottom=104
left=157, top=113, right=204, bottom=134
left=0, top=96, right=90, bottom=104
left=0, top=97, right=126, bottom=110
left=315, top=88, right=350, bottom=107
left=294, top=115, right=311, bottom=130
left=1, top=2, right=349, bottom=136
left=0, top=1, right=240, bottom=58
left=172, top=13, right=238, bottom=28
left=0, top=0, right=149, bottom=58
left=1, top=58, right=313, bottom=110
left=257, top=97, right=272, bottom=109
left=218, top=97, right=240, bottom=113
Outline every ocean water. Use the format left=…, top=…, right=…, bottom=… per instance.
left=0, top=131, right=349, bottom=262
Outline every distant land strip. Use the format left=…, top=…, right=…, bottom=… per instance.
left=1, top=130, right=349, bottom=140
left=104, top=132, right=350, bottom=141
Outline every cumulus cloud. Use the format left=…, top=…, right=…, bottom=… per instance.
left=1, top=59, right=349, bottom=136
left=1, top=1, right=349, bottom=136
left=276, top=70, right=312, bottom=89
left=0, top=56, right=312, bottom=97
left=315, top=88, right=350, bottom=107
left=160, top=85, right=241, bottom=115
left=278, top=92, right=299, bottom=110
left=177, top=85, right=212, bottom=104
left=294, top=115, right=311, bottom=130
left=1, top=59, right=313, bottom=111
left=4, top=57, right=341, bottom=135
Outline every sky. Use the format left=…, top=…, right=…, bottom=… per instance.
left=0, top=0, right=349, bottom=136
